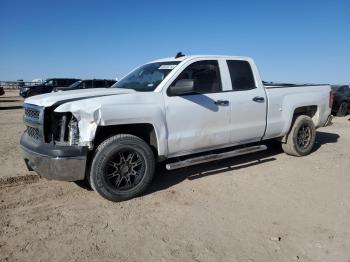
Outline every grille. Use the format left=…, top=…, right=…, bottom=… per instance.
left=24, top=108, right=40, bottom=120
left=26, top=126, right=41, bottom=140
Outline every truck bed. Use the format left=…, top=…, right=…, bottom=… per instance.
left=263, top=82, right=331, bottom=140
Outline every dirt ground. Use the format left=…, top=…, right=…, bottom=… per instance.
left=1, top=89, right=350, bottom=262
left=0, top=90, right=28, bottom=178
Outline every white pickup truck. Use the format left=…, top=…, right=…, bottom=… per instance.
left=21, top=54, right=333, bottom=201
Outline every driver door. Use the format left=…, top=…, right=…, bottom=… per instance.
left=163, top=60, right=231, bottom=157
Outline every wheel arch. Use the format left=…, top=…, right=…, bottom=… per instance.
left=281, top=105, right=318, bottom=143
left=93, top=123, right=163, bottom=159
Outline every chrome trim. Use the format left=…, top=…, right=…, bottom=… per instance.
left=23, top=103, right=44, bottom=141
left=166, top=145, right=267, bottom=170
left=23, top=103, right=44, bottom=124
left=21, top=146, right=86, bottom=181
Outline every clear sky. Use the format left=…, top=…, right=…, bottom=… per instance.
left=0, top=0, right=349, bottom=84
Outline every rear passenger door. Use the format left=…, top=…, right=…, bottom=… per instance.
left=224, top=60, right=267, bottom=144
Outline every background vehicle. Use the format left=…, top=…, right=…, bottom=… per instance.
left=20, top=55, right=332, bottom=202
left=331, top=85, right=350, bottom=116
left=0, top=86, right=4, bottom=96
left=53, top=79, right=116, bottom=92
left=19, top=78, right=80, bottom=98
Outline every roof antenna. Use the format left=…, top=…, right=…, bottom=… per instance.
left=175, top=52, right=185, bottom=58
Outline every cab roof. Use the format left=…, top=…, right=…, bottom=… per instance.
left=149, top=55, right=252, bottom=64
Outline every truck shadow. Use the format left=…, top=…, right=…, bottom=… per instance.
left=73, top=131, right=339, bottom=195
left=145, top=131, right=339, bottom=195
left=312, top=131, right=339, bottom=152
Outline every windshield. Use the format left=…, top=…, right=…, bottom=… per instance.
left=69, top=80, right=82, bottom=88
left=112, top=61, right=180, bottom=91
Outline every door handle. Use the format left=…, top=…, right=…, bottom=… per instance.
left=252, top=96, right=265, bottom=103
left=214, top=100, right=229, bottom=106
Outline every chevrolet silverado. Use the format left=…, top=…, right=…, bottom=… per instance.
left=20, top=54, right=333, bottom=201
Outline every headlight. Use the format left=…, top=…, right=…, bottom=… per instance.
left=47, top=112, right=80, bottom=145
left=68, top=117, right=79, bottom=145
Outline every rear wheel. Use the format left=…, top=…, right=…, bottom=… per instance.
left=336, top=101, right=348, bottom=117
left=281, top=115, right=316, bottom=156
left=90, top=134, right=155, bottom=202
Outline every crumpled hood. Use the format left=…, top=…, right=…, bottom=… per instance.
left=24, top=88, right=135, bottom=107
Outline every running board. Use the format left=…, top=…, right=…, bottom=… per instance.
left=166, top=145, right=267, bottom=170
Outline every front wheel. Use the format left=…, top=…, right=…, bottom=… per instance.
left=90, top=134, right=155, bottom=202
left=281, top=115, right=316, bottom=156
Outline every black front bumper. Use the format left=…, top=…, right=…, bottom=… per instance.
left=20, top=133, right=89, bottom=181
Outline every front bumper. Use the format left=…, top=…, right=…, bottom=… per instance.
left=20, top=133, right=88, bottom=181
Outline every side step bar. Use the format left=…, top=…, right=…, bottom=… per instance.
left=166, top=145, right=267, bottom=170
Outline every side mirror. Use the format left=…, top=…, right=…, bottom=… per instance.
left=168, top=79, right=194, bottom=96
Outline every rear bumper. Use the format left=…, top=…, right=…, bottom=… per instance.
left=20, top=133, right=88, bottom=181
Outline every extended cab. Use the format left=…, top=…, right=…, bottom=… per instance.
left=20, top=55, right=333, bottom=201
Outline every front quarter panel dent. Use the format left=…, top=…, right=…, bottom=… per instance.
left=54, top=102, right=102, bottom=148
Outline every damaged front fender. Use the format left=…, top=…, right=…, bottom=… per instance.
left=54, top=100, right=102, bottom=148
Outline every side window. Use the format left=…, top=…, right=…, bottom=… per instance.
left=83, top=81, right=93, bottom=88
left=46, top=80, right=54, bottom=86
left=227, top=60, right=255, bottom=91
left=94, top=80, right=106, bottom=88
left=171, top=60, right=222, bottom=94
left=67, top=79, right=76, bottom=86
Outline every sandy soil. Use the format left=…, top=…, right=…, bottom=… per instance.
left=1, top=90, right=350, bottom=261
left=0, top=90, right=28, bottom=178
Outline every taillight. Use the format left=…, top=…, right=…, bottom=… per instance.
left=329, top=91, right=335, bottom=108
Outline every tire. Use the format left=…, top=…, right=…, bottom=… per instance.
left=281, top=115, right=316, bottom=157
left=336, top=101, right=348, bottom=117
left=89, top=134, right=155, bottom=202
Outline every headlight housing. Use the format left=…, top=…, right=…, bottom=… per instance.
left=44, top=111, right=80, bottom=146
left=68, top=117, right=79, bottom=145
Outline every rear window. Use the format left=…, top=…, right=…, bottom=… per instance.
left=66, top=79, right=78, bottom=85
left=226, top=60, right=255, bottom=91
left=56, top=79, right=77, bottom=86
